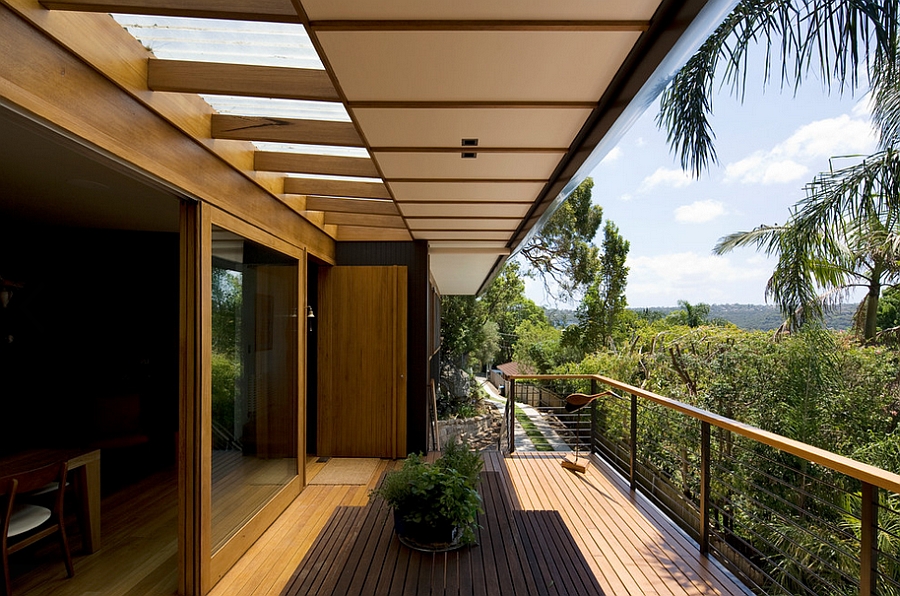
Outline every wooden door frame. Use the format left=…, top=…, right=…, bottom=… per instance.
left=179, top=203, right=308, bottom=594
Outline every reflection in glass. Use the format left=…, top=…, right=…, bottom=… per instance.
left=211, top=226, right=297, bottom=553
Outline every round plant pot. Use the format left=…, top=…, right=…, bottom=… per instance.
left=392, top=510, right=464, bottom=552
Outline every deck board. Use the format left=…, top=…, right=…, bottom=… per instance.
left=280, top=471, right=602, bottom=596
left=493, top=451, right=750, bottom=596
left=12, top=452, right=750, bottom=596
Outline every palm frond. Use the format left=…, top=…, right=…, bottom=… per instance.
left=659, top=0, right=900, bottom=176
left=713, top=224, right=786, bottom=255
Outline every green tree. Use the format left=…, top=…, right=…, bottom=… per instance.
left=667, top=300, right=711, bottom=328
left=715, top=155, right=900, bottom=339
left=595, top=220, right=631, bottom=342
left=512, top=318, right=563, bottom=374
left=212, top=267, right=241, bottom=356
left=878, top=286, right=900, bottom=330
left=480, top=262, right=548, bottom=362
left=439, top=295, right=482, bottom=364
left=473, top=320, right=501, bottom=371
left=519, top=178, right=604, bottom=299
left=572, top=221, right=631, bottom=354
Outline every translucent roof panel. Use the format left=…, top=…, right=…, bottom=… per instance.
left=112, top=15, right=322, bottom=69
left=203, top=96, right=349, bottom=121
left=113, top=15, right=356, bottom=157
left=254, top=143, right=371, bottom=158
left=285, top=173, right=382, bottom=184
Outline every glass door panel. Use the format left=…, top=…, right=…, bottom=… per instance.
left=210, top=226, right=298, bottom=553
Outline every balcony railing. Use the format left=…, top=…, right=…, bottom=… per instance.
left=505, top=374, right=900, bottom=596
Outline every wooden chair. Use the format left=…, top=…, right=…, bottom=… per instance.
left=0, top=461, right=74, bottom=596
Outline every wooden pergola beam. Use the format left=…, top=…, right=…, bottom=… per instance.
left=306, top=196, right=398, bottom=216
left=211, top=115, right=363, bottom=146
left=255, top=152, right=378, bottom=178
left=39, top=0, right=301, bottom=22
left=148, top=59, right=340, bottom=102
left=335, top=226, right=413, bottom=241
left=323, top=212, right=407, bottom=229
left=284, top=178, right=391, bottom=200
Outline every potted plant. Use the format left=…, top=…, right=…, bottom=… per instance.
left=372, top=439, right=484, bottom=552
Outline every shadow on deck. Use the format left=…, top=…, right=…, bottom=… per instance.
left=273, top=451, right=750, bottom=596
left=281, top=469, right=602, bottom=595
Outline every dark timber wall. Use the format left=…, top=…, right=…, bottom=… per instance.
left=335, top=241, right=431, bottom=454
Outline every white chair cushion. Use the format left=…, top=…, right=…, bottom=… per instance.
left=8, top=503, right=51, bottom=537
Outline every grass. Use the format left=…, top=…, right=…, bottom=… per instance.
left=514, top=406, right=555, bottom=452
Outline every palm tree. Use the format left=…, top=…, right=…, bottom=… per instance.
left=660, top=0, right=900, bottom=339
left=674, top=300, right=711, bottom=327
left=714, top=149, right=900, bottom=339
left=658, top=0, right=899, bottom=177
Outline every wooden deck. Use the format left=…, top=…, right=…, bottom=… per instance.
left=9, top=452, right=749, bottom=595
left=491, top=452, right=749, bottom=596
left=213, top=451, right=748, bottom=596
left=280, top=471, right=603, bottom=595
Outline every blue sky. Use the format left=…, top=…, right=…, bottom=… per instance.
left=525, top=73, right=879, bottom=309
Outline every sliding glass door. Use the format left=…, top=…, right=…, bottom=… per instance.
left=210, top=225, right=299, bottom=552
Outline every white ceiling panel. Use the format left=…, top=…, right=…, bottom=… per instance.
left=429, top=252, right=507, bottom=295
left=414, top=231, right=513, bottom=241
left=389, top=181, right=545, bottom=202
left=354, top=107, right=593, bottom=149
left=317, top=31, right=642, bottom=102
left=302, top=0, right=661, bottom=21
left=406, top=218, right=520, bottom=231
left=374, top=152, right=563, bottom=180
left=398, top=203, right=531, bottom=218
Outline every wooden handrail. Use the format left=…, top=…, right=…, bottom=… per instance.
left=508, top=374, right=900, bottom=495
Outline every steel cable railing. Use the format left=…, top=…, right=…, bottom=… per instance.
left=505, top=374, right=900, bottom=596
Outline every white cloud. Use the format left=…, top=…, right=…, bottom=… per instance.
left=761, top=160, right=809, bottom=184
left=725, top=154, right=808, bottom=184
left=627, top=252, right=770, bottom=306
left=724, top=114, right=877, bottom=185
left=638, top=167, right=693, bottom=193
left=618, top=193, right=634, bottom=202
left=778, top=114, right=875, bottom=159
left=675, top=200, right=726, bottom=223
left=600, top=147, right=623, bottom=164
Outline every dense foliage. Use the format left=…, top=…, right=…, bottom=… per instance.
left=555, top=323, right=900, bottom=464
left=527, top=320, right=900, bottom=594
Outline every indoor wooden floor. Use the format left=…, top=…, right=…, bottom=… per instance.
left=8, top=466, right=179, bottom=596
left=10, top=453, right=749, bottom=595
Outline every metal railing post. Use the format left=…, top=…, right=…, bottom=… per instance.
left=508, top=380, right=516, bottom=454
left=590, top=378, right=598, bottom=455
left=860, top=481, right=878, bottom=596
left=630, top=392, right=637, bottom=491
left=700, top=421, right=710, bottom=556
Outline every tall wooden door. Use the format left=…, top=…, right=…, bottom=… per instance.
left=317, top=266, right=407, bottom=458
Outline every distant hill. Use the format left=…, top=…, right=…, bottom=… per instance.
left=544, top=304, right=857, bottom=331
